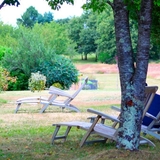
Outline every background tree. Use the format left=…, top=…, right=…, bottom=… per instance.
left=78, top=11, right=97, bottom=61
left=67, top=16, right=84, bottom=59
left=95, top=9, right=116, bottom=63
left=17, top=6, right=39, bottom=27
left=17, top=6, right=53, bottom=27
left=0, top=22, right=18, bottom=49
left=37, top=11, right=53, bottom=24
left=32, top=21, right=74, bottom=56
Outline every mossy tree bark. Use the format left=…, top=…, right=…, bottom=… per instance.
left=113, top=0, right=152, bottom=150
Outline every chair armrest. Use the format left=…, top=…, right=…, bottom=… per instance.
left=111, top=106, right=121, bottom=112
left=87, top=116, right=106, bottom=123
left=145, top=112, right=157, bottom=120
left=49, top=89, right=73, bottom=98
left=87, top=108, right=120, bottom=123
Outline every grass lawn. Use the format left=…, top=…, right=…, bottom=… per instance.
left=0, top=64, right=160, bottom=160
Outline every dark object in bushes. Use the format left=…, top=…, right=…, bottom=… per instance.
left=82, top=79, right=98, bottom=90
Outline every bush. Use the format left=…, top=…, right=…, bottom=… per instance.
left=33, top=55, right=79, bottom=89
left=7, top=70, right=28, bottom=91
left=28, top=71, right=46, bottom=92
left=0, top=66, right=16, bottom=92
left=98, top=52, right=115, bottom=64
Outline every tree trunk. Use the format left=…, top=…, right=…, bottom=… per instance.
left=84, top=53, right=88, bottom=60
left=113, top=0, right=152, bottom=150
left=95, top=53, right=98, bottom=62
left=81, top=53, right=83, bottom=60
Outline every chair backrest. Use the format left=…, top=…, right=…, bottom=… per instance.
left=142, top=86, right=158, bottom=118
left=111, top=86, right=158, bottom=128
left=71, top=77, right=88, bottom=99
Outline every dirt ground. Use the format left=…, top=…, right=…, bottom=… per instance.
left=75, top=63, right=160, bottom=79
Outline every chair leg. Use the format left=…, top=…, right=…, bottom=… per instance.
left=51, top=125, right=72, bottom=144
left=80, top=115, right=101, bottom=147
left=40, top=104, right=49, bottom=113
left=15, top=103, right=21, bottom=113
left=51, top=126, right=60, bottom=144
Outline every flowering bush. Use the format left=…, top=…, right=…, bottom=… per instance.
left=0, top=66, right=16, bottom=92
left=28, top=71, right=46, bottom=92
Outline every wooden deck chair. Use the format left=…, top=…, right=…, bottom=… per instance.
left=15, top=77, right=88, bottom=113
left=88, top=86, right=158, bottom=126
left=98, top=86, right=160, bottom=142
left=141, top=112, right=160, bottom=141
left=109, top=86, right=158, bottom=128
left=51, top=108, right=155, bottom=147
left=80, top=108, right=155, bottom=147
left=51, top=86, right=158, bottom=147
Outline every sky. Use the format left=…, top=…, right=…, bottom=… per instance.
left=0, top=0, right=85, bottom=26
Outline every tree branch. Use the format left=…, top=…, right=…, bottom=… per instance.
left=106, top=0, right=114, bottom=9
left=0, top=1, right=6, bottom=10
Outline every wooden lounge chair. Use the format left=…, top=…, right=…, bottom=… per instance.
left=98, top=86, right=160, bottom=142
left=15, top=77, right=88, bottom=113
left=51, top=108, right=155, bottom=147
left=141, top=112, right=160, bottom=141
left=51, top=86, right=158, bottom=147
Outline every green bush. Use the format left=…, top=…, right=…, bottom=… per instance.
left=98, top=52, right=115, bottom=64
left=0, top=66, right=16, bottom=92
left=33, top=55, right=79, bottom=89
left=28, top=72, right=46, bottom=92
left=7, top=69, right=28, bottom=91
left=0, top=46, right=12, bottom=61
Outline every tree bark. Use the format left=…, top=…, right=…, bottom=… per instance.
left=84, top=53, right=88, bottom=60
left=113, top=0, right=152, bottom=150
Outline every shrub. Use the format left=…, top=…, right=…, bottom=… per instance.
left=7, top=70, right=28, bottom=91
left=34, top=55, right=79, bottom=89
left=0, top=66, right=16, bottom=92
left=98, top=52, right=115, bottom=64
left=0, top=46, right=12, bottom=61
left=28, top=72, right=46, bottom=92
left=52, top=82, right=63, bottom=89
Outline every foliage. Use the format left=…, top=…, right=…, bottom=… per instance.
left=0, top=66, right=16, bottom=92
left=32, top=22, right=72, bottom=55
left=66, top=16, right=83, bottom=53
left=1, top=25, right=54, bottom=90
left=52, top=82, right=63, bottom=89
left=78, top=12, right=97, bottom=59
left=33, top=55, right=79, bottom=89
left=2, top=26, right=48, bottom=77
left=28, top=71, right=46, bottom=92
left=0, top=22, right=18, bottom=49
left=0, top=46, right=12, bottom=61
left=17, top=6, right=53, bottom=27
left=95, top=9, right=116, bottom=63
left=8, top=70, right=28, bottom=91
left=17, top=6, right=39, bottom=27
left=98, top=52, right=115, bottom=64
